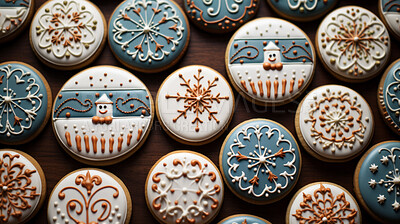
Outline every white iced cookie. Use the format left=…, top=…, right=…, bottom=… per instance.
left=48, top=168, right=132, bottom=224
left=146, top=151, right=224, bottom=224
left=52, top=66, right=153, bottom=165
left=296, top=85, right=374, bottom=162
left=316, top=6, right=391, bottom=82
left=225, top=17, right=316, bottom=106
left=0, top=0, right=34, bottom=42
left=29, top=0, right=106, bottom=70
left=156, top=65, right=234, bottom=145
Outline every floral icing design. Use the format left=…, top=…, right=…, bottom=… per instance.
left=319, top=7, right=390, bottom=77
left=111, top=0, right=185, bottom=64
left=292, top=183, right=358, bottom=223
left=34, top=0, right=98, bottom=58
left=0, top=0, right=31, bottom=38
left=379, top=65, right=400, bottom=133
left=226, top=123, right=298, bottom=198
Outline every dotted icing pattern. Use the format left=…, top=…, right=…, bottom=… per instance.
left=220, top=119, right=300, bottom=203
left=109, top=0, right=189, bottom=72
left=268, top=0, right=337, bottom=20
left=380, top=0, right=400, bottom=39
left=0, top=62, right=49, bottom=144
left=358, top=141, right=400, bottom=222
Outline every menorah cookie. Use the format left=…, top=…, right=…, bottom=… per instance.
left=183, top=0, right=260, bottom=33
left=379, top=0, right=400, bottom=40
left=354, top=141, right=400, bottom=223
left=52, top=66, right=153, bottom=165
left=219, top=119, right=301, bottom=204
left=29, top=0, right=107, bottom=70
left=48, top=168, right=132, bottom=224
left=0, top=0, right=34, bottom=43
left=108, top=0, right=190, bottom=73
left=295, top=85, right=374, bottom=162
left=225, top=17, right=315, bottom=106
left=0, top=61, right=52, bottom=145
left=218, top=214, right=271, bottom=224
left=316, top=6, right=391, bottom=82
left=156, top=65, right=234, bottom=145
left=145, top=150, right=224, bottom=224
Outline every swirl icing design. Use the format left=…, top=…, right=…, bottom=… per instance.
left=52, top=66, right=152, bottom=162
left=0, top=0, right=31, bottom=39
left=226, top=18, right=315, bottom=104
left=30, top=0, right=105, bottom=67
left=147, top=151, right=223, bottom=224
left=317, top=7, right=390, bottom=80
left=0, top=62, right=49, bottom=144
left=184, top=0, right=259, bottom=32
left=220, top=119, right=300, bottom=203
left=268, top=0, right=337, bottom=20
left=48, top=169, right=129, bottom=224
left=299, top=85, right=373, bottom=160
left=380, top=0, right=400, bottom=39
left=109, top=0, right=188, bottom=71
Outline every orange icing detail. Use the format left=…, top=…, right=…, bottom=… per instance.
left=137, top=128, right=143, bottom=141
left=101, top=137, right=105, bottom=153
left=250, top=81, right=257, bottom=95
left=282, top=79, right=287, bottom=96
left=118, top=136, right=123, bottom=152
left=274, top=80, right=279, bottom=98
left=65, top=131, right=72, bottom=147
left=109, top=138, right=114, bottom=153
left=290, top=79, right=295, bottom=93
left=84, top=135, right=90, bottom=153
left=91, top=136, right=98, bottom=154
left=127, top=133, right=132, bottom=146
left=298, top=78, right=304, bottom=89
left=266, top=80, right=271, bottom=98
left=241, top=80, right=248, bottom=92
left=258, top=80, right=263, bottom=97
left=75, top=135, right=81, bottom=152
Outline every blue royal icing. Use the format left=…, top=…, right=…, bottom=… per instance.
left=358, top=141, right=400, bottom=222
left=267, top=0, right=337, bottom=20
left=109, top=0, right=189, bottom=72
left=220, top=215, right=270, bottom=224
left=381, top=60, right=400, bottom=133
left=0, top=62, right=49, bottom=143
left=382, top=0, right=400, bottom=12
left=220, top=119, right=300, bottom=203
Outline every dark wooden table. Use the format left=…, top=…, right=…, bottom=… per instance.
left=0, top=0, right=397, bottom=223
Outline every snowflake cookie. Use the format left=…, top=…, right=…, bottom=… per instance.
left=355, top=141, right=400, bottom=223
left=287, top=182, right=361, bottom=224
left=296, top=85, right=374, bottom=162
left=316, top=6, right=391, bottom=82
left=219, top=119, right=301, bottom=204
left=156, top=65, right=234, bottom=145
left=52, top=66, right=153, bottom=165
left=30, top=0, right=106, bottom=70
left=0, top=62, right=52, bottom=145
left=379, top=0, right=400, bottom=40
left=108, top=0, right=190, bottom=73
left=0, top=149, right=46, bottom=224
left=48, top=168, right=132, bottom=224
left=218, top=214, right=271, bottom=224
left=0, top=0, right=33, bottom=42
left=225, top=17, right=315, bottom=106
left=146, top=151, right=224, bottom=224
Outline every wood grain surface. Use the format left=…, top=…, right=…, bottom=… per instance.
left=0, top=0, right=397, bottom=223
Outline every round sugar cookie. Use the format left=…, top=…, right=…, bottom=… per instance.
left=219, top=119, right=301, bottom=204
left=286, top=182, right=361, bottom=224
left=48, top=168, right=132, bottom=224
left=225, top=17, right=316, bottom=106
left=218, top=214, right=271, bottom=224
left=354, top=141, right=400, bottom=223
left=156, top=65, right=234, bottom=145
left=0, top=0, right=34, bottom=43
left=30, top=0, right=107, bottom=70
left=0, top=149, right=46, bottom=224
left=379, top=0, right=400, bottom=40
left=295, top=85, right=374, bottom=162
left=316, top=6, right=391, bottom=82
left=183, top=0, right=260, bottom=33
left=0, top=61, right=52, bottom=145
left=266, top=0, right=338, bottom=22
left=52, top=65, right=154, bottom=165
left=145, top=150, right=224, bottom=224
left=108, top=0, right=190, bottom=73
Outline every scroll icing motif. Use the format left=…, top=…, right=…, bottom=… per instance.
left=0, top=0, right=31, bottom=39
left=380, top=66, right=400, bottom=132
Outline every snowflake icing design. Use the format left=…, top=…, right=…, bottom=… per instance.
left=35, top=0, right=98, bottom=58
left=292, top=184, right=358, bottom=223
left=321, top=7, right=389, bottom=76
left=112, top=0, right=185, bottom=63
left=165, top=69, right=229, bottom=132
left=226, top=124, right=297, bottom=197
left=304, top=88, right=367, bottom=152
left=0, top=153, right=40, bottom=222
left=0, top=65, right=43, bottom=137
left=369, top=147, right=400, bottom=211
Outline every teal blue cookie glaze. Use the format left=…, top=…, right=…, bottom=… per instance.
left=358, top=141, right=400, bottom=222
left=0, top=62, right=49, bottom=144
left=267, top=0, right=337, bottom=21
left=184, top=0, right=259, bottom=33
left=220, top=215, right=270, bottom=224
left=382, top=0, right=400, bottom=12
left=108, top=0, right=189, bottom=72
left=0, top=0, right=29, bottom=7
left=381, top=60, right=400, bottom=134
left=220, top=119, right=300, bottom=203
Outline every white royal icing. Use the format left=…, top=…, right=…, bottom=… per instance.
left=0, top=0, right=32, bottom=39
left=380, top=0, right=400, bottom=39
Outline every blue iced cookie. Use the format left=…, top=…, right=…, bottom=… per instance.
left=218, top=214, right=271, bottom=224
left=219, top=119, right=301, bottom=204
left=184, top=0, right=260, bottom=33
left=266, top=0, right=338, bottom=21
left=0, top=62, right=51, bottom=145
left=109, top=0, right=190, bottom=73
left=355, top=141, right=400, bottom=223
